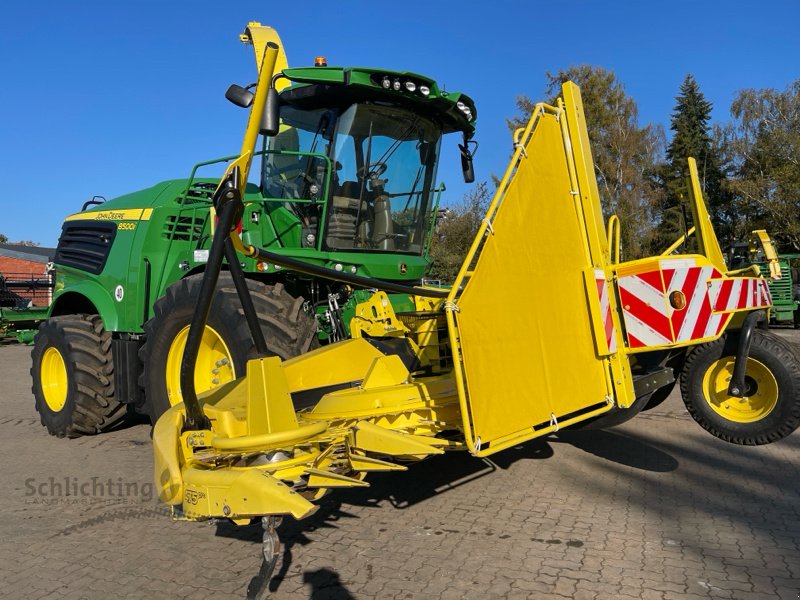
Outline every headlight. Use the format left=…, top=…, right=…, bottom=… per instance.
left=405, top=81, right=416, bottom=92
left=392, top=79, right=402, bottom=91
left=419, top=85, right=430, bottom=96
left=382, top=77, right=391, bottom=89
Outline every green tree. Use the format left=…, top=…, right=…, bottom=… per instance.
left=509, top=65, right=664, bottom=259
left=427, top=182, right=491, bottom=282
left=659, top=75, right=731, bottom=246
left=718, top=80, right=800, bottom=248
left=0, top=233, right=7, bottom=243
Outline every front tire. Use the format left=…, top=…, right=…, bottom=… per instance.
left=31, top=315, right=125, bottom=438
left=140, top=275, right=316, bottom=423
left=680, top=330, right=800, bottom=445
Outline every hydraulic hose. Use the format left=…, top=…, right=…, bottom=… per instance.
left=249, top=246, right=449, bottom=299
left=179, top=174, right=242, bottom=431
left=224, top=236, right=269, bottom=356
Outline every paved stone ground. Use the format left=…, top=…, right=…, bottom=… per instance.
left=1, top=333, right=799, bottom=599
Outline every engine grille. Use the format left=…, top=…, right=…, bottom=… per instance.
left=55, top=221, right=117, bottom=275
left=162, top=214, right=205, bottom=242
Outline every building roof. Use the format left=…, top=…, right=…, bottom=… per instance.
left=0, top=244, right=56, bottom=263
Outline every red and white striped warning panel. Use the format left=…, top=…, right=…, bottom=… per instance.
left=618, top=268, right=673, bottom=348
left=662, top=262, right=726, bottom=344
left=593, top=269, right=617, bottom=354
left=708, top=278, right=772, bottom=313
left=617, top=258, right=770, bottom=350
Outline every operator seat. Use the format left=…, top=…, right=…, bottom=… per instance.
left=326, top=180, right=365, bottom=249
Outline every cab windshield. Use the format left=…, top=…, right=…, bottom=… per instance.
left=261, top=102, right=442, bottom=255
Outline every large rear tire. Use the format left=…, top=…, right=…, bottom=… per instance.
left=680, top=330, right=800, bottom=445
left=140, top=275, right=316, bottom=423
left=31, top=315, right=125, bottom=438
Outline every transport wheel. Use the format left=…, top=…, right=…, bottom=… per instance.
left=140, top=274, right=316, bottom=423
left=680, top=330, right=800, bottom=445
left=31, top=315, right=125, bottom=438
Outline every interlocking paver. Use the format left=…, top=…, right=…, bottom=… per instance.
left=2, top=335, right=800, bottom=598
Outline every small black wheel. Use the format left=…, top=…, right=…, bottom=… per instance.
left=31, top=315, right=125, bottom=438
left=680, top=330, right=800, bottom=445
left=140, top=274, right=316, bottom=423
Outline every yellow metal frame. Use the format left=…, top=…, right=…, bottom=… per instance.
left=444, top=83, right=637, bottom=457
left=751, top=229, right=781, bottom=279
left=660, top=226, right=696, bottom=256
left=153, top=79, right=779, bottom=526
left=607, top=215, right=620, bottom=265
left=218, top=24, right=286, bottom=254
left=686, top=158, right=727, bottom=273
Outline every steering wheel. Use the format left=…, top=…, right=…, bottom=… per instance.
left=357, top=162, right=388, bottom=180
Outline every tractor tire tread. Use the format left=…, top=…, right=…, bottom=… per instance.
left=31, top=314, right=125, bottom=438
left=140, top=274, right=316, bottom=422
left=680, top=330, right=800, bottom=445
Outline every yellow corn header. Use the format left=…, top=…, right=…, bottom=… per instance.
left=152, top=28, right=800, bottom=596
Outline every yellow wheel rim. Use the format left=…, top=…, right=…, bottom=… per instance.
left=701, top=356, right=779, bottom=423
left=165, top=325, right=236, bottom=406
left=41, top=347, right=68, bottom=412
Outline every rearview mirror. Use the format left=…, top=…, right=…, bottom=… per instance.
left=225, top=84, right=254, bottom=108
left=459, top=138, right=476, bottom=184
left=460, top=146, right=475, bottom=183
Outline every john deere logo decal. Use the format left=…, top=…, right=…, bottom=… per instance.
left=399, top=263, right=407, bottom=274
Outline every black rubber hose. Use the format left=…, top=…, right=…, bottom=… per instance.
left=180, top=181, right=241, bottom=431
left=224, top=236, right=269, bottom=356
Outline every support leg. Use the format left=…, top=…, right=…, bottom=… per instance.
left=246, top=516, right=282, bottom=599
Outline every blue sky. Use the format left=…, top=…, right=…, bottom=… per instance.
left=1, top=0, right=798, bottom=245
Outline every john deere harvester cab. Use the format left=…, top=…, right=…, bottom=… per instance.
left=258, top=67, right=474, bottom=257
left=30, top=23, right=477, bottom=437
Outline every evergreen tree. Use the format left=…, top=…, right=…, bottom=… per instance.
left=666, top=76, right=714, bottom=168
left=659, top=75, right=732, bottom=246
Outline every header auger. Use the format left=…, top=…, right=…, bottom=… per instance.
left=153, top=36, right=800, bottom=595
